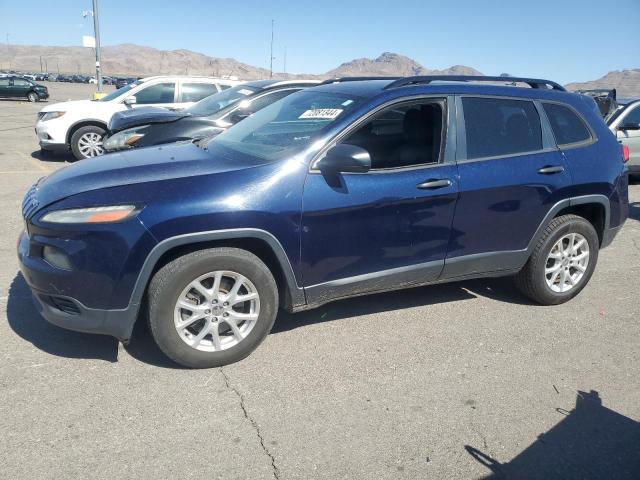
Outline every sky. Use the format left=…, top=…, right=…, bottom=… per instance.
left=0, top=0, right=638, bottom=83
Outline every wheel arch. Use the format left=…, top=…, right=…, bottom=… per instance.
left=528, top=195, right=610, bottom=253
left=66, top=119, right=108, bottom=145
left=129, top=229, right=305, bottom=316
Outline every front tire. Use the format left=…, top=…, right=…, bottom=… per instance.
left=148, top=248, right=279, bottom=368
left=515, top=214, right=599, bottom=305
left=70, top=125, right=106, bottom=160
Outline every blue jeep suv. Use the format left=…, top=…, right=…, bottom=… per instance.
left=18, top=76, right=629, bottom=368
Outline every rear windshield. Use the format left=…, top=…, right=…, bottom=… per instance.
left=187, top=85, right=260, bottom=116
left=211, top=90, right=364, bottom=161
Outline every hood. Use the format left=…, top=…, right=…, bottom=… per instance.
left=33, top=142, right=267, bottom=211
left=109, top=107, right=191, bottom=132
left=40, top=98, right=114, bottom=113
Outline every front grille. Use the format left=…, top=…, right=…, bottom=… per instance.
left=46, top=296, right=81, bottom=315
left=21, top=181, right=41, bottom=220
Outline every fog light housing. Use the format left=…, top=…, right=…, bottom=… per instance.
left=43, top=245, right=72, bottom=270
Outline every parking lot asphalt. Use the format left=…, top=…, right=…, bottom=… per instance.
left=0, top=82, right=639, bottom=480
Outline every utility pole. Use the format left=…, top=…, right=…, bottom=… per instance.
left=39, top=55, right=43, bottom=72
left=269, top=20, right=274, bottom=78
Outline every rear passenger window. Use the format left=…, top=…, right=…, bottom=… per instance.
left=134, top=82, right=176, bottom=104
left=181, top=83, right=218, bottom=103
left=542, top=103, right=591, bottom=146
left=462, top=97, right=543, bottom=159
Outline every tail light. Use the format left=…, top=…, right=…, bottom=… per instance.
left=622, top=144, right=630, bottom=163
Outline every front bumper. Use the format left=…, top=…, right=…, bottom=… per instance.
left=17, top=220, right=153, bottom=342
left=29, top=288, right=138, bottom=341
left=35, top=119, right=67, bottom=149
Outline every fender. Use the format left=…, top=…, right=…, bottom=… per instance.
left=126, top=228, right=306, bottom=313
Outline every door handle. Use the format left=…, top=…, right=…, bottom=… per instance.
left=417, top=179, right=452, bottom=189
left=537, top=165, right=565, bottom=174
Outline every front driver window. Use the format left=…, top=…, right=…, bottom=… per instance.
left=340, top=100, right=445, bottom=169
left=133, top=82, right=176, bottom=104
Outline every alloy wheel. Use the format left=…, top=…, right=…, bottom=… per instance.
left=173, top=270, right=260, bottom=352
left=77, top=132, right=104, bottom=157
left=545, top=233, right=590, bottom=293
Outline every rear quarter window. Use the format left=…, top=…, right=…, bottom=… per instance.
left=462, top=97, right=543, bottom=159
left=542, top=103, right=592, bottom=146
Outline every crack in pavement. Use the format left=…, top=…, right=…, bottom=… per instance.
left=220, top=368, right=280, bottom=479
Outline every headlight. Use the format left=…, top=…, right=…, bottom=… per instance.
left=102, top=127, right=147, bottom=151
left=39, top=111, right=65, bottom=122
left=40, top=205, right=138, bottom=224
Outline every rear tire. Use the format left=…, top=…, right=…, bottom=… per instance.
left=27, top=92, right=38, bottom=103
left=70, top=125, right=106, bottom=160
left=515, top=214, right=599, bottom=305
left=148, top=248, right=278, bottom=368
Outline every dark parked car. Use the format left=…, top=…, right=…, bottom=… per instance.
left=103, top=80, right=320, bottom=152
left=0, top=76, right=49, bottom=102
left=115, top=77, right=137, bottom=89
left=576, top=89, right=618, bottom=118
left=18, top=75, right=629, bottom=368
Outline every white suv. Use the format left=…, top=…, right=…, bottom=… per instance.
left=36, top=76, right=243, bottom=160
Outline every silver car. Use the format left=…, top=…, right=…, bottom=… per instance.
left=607, top=98, right=640, bottom=175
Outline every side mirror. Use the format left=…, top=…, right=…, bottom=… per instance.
left=123, top=96, right=137, bottom=106
left=315, top=144, right=371, bottom=173
left=229, top=108, right=253, bottom=124
left=619, top=122, right=640, bottom=131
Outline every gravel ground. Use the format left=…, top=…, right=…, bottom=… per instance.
left=0, top=82, right=638, bottom=479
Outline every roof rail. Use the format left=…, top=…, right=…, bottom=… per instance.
left=319, top=76, right=400, bottom=85
left=383, top=75, right=566, bottom=92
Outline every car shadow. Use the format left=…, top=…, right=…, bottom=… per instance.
left=30, top=148, right=75, bottom=163
left=627, top=202, right=640, bottom=222
left=6, top=271, right=534, bottom=368
left=272, top=276, right=533, bottom=333
left=466, top=389, right=640, bottom=479
left=6, top=273, right=119, bottom=362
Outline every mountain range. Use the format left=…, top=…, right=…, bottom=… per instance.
left=0, top=43, right=638, bottom=96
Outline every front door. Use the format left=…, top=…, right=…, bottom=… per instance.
left=301, top=98, right=459, bottom=304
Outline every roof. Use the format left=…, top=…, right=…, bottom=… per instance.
left=314, top=76, right=574, bottom=102
left=240, top=79, right=320, bottom=90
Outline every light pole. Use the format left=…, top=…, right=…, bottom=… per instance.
left=269, top=20, right=274, bottom=78
left=83, top=1, right=103, bottom=94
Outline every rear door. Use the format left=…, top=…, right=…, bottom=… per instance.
left=443, top=95, right=571, bottom=278
left=12, top=78, right=32, bottom=97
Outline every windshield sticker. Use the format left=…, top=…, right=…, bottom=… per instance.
left=299, top=108, right=343, bottom=119
left=341, top=99, right=354, bottom=106
left=238, top=89, right=254, bottom=96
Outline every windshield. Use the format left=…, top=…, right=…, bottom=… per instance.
left=210, top=90, right=364, bottom=161
left=98, top=81, right=141, bottom=102
left=187, top=85, right=260, bottom=116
